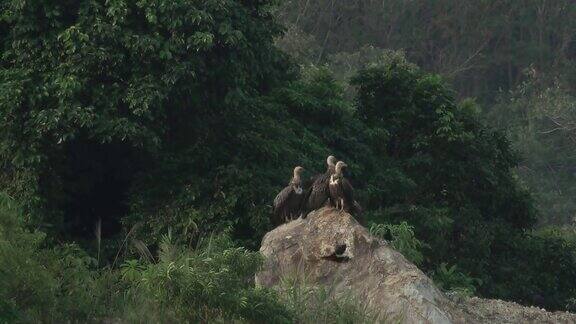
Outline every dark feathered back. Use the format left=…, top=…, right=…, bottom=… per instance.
left=304, top=171, right=333, bottom=215
left=342, top=178, right=362, bottom=215
left=272, top=168, right=305, bottom=226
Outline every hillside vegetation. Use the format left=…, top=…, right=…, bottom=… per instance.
left=1, top=0, right=575, bottom=322
left=278, top=0, right=576, bottom=227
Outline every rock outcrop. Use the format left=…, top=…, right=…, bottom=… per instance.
left=256, top=207, right=576, bottom=323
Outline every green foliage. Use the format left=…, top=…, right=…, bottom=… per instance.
left=0, top=192, right=107, bottom=323
left=278, top=0, right=576, bottom=232
left=278, top=0, right=576, bottom=246
left=350, top=53, right=576, bottom=311
left=567, top=298, right=576, bottom=313
left=0, top=0, right=289, bottom=240
left=278, top=0, right=576, bottom=104
left=352, top=53, right=535, bottom=263
left=0, top=192, right=294, bottom=322
left=2, top=0, right=576, bottom=316
left=537, top=225, right=576, bottom=246
left=278, top=276, right=377, bottom=324
left=125, top=65, right=373, bottom=248
left=370, top=222, right=425, bottom=265
left=489, top=76, right=576, bottom=226
left=118, top=232, right=292, bottom=323
left=485, top=75, right=576, bottom=309
left=487, top=229, right=576, bottom=310
left=432, top=263, right=482, bottom=297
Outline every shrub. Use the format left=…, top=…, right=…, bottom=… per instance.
left=432, top=263, right=482, bottom=297
left=0, top=192, right=106, bottom=322
left=117, top=232, right=293, bottom=323
left=0, top=192, right=294, bottom=323
left=278, top=275, right=377, bottom=324
left=369, top=221, right=425, bottom=265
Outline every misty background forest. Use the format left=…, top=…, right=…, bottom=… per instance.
left=1, top=0, right=576, bottom=322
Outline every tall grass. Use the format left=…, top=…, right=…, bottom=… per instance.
left=278, top=275, right=379, bottom=323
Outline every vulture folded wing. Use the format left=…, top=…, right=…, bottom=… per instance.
left=342, top=178, right=362, bottom=215
left=306, top=173, right=330, bottom=211
left=342, top=178, right=354, bottom=201
left=273, top=186, right=294, bottom=215
left=300, top=175, right=316, bottom=217
left=272, top=186, right=296, bottom=226
left=303, top=174, right=319, bottom=189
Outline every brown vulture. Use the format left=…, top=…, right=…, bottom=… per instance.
left=303, top=155, right=337, bottom=216
left=329, top=161, right=362, bottom=215
left=272, top=166, right=305, bottom=226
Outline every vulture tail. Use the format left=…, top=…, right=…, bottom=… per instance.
left=299, top=186, right=313, bottom=219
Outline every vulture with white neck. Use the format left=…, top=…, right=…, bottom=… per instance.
left=303, top=155, right=337, bottom=216
left=272, top=166, right=305, bottom=226
left=329, top=161, right=362, bottom=215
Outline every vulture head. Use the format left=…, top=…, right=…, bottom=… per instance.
left=293, top=166, right=304, bottom=177
left=327, top=155, right=337, bottom=171
left=335, top=161, right=348, bottom=175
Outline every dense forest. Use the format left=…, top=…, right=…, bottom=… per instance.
left=278, top=0, right=576, bottom=227
left=1, top=0, right=575, bottom=322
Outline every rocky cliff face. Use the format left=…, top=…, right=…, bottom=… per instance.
left=256, top=207, right=576, bottom=323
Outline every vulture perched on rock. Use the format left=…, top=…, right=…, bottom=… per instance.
left=303, top=155, right=337, bottom=216
left=272, top=166, right=305, bottom=226
left=329, top=161, right=362, bottom=215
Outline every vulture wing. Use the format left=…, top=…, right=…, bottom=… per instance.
left=306, top=173, right=331, bottom=212
left=273, top=185, right=294, bottom=216
left=341, top=178, right=354, bottom=203
left=303, top=174, right=319, bottom=189
left=299, top=174, right=318, bottom=218
left=273, top=185, right=306, bottom=226
left=342, top=178, right=362, bottom=215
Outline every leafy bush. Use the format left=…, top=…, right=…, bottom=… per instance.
left=432, top=263, right=482, bottom=297
left=0, top=192, right=106, bottom=323
left=117, top=232, right=292, bottom=323
left=0, top=193, right=294, bottom=323
left=278, top=275, right=377, bottom=324
left=489, top=76, right=576, bottom=226
left=486, top=230, right=576, bottom=310
left=369, top=221, right=425, bottom=265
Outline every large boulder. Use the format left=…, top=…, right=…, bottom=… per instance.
left=255, top=207, right=576, bottom=323
left=256, top=207, right=461, bottom=323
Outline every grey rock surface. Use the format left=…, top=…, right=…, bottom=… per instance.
left=256, top=207, right=576, bottom=323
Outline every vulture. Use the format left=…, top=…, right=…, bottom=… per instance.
left=272, top=166, right=305, bottom=226
left=303, top=155, right=337, bottom=216
left=329, top=161, right=362, bottom=215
